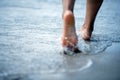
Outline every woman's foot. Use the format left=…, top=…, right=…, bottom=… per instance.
left=61, top=10, right=78, bottom=51
left=80, top=24, right=93, bottom=40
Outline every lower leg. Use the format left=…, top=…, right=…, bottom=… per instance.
left=80, top=0, right=103, bottom=40
left=62, top=0, right=75, bottom=17
left=62, top=0, right=78, bottom=50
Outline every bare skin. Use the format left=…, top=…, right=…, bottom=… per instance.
left=62, top=0, right=78, bottom=50
left=62, top=0, right=103, bottom=50
left=80, top=0, right=103, bottom=40
left=62, top=10, right=78, bottom=49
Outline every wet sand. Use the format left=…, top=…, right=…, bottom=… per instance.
left=0, top=0, right=120, bottom=80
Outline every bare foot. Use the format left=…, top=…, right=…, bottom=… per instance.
left=61, top=10, right=78, bottom=51
left=80, top=24, right=93, bottom=41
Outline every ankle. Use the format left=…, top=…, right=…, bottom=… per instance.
left=63, top=10, right=75, bottom=26
left=63, top=10, right=74, bottom=19
left=82, top=23, right=94, bottom=32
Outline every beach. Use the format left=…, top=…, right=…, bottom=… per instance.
left=0, top=0, right=120, bottom=80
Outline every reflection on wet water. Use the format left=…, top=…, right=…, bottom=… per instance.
left=78, top=33, right=120, bottom=54
left=78, top=34, right=113, bottom=54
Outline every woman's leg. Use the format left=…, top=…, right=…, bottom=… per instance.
left=62, top=0, right=75, bottom=16
left=61, top=0, right=78, bottom=49
left=80, top=0, right=103, bottom=40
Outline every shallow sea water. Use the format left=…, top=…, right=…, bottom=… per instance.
left=0, top=0, right=120, bottom=80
